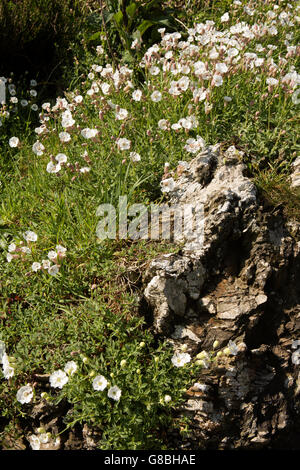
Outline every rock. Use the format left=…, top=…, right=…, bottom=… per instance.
left=142, top=146, right=300, bottom=449
left=290, top=157, right=300, bottom=188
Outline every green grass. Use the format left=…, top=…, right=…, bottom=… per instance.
left=0, top=0, right=299, bottom=450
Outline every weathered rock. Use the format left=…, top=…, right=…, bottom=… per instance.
left=290, top=156, right=300, bottom=188
left=142, top=146, right=300, bottom=449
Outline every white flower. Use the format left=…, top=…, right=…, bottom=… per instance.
left=42, top=102, right=51, bottom=110
left=42, top=259, right=51, bottom=269
left=227, top=47, right=239, bottom=58
left=49, top=370, right=69, bottom=389
left=132, top=89, right=142, bottom=101
left=227, top=340, right=238, bottom=355
left=8, top=243, right=16, bottom=253
left=92, top=375, right=108, bottom=391
left=0, top=341, right=5, bottom=362
left=28, top=434, right=41, bottom=450
left=151, top=91, right=162, bottom=102
left=59, top=131, right=71, bottom=143
left=164, top=394, right=172, bottom=403
left=130, top=152, right=141, bottom=162
left=101, top=83, right=111, bottom=95
left=81, top=128, right=98, bottom=139
left=64, top=361, right=78, bottom=376
left=21, top=246, right=31, bottom=254
left=23, top=230, right=38, bottom=242
left=74, top=95, right=83, bottom=104
left=184, top=136, right=205, bottom=154
left=96, top=45, right=104, bottom=55
left=48, top=250, right=57, bottom=261
left=115, top=108, right=128, bottom=120
left=31, top=104, right=38, bottom=111
left=48, top=265, right=60, bottom=276
left=16, top=385, right=34, bottom=404
left=215, top=63, right=228, bottom=74
left=3, top=364, right=15, bottom=379
left=116, top=138, right=131, bottom=151
left=266, top=77, right=279, bottom=86
left=80, top=167, right=90, bottom=173
left=292, top=340, right=300, bottom=350
left=32, top=262, right=41, bottom=272
left=56, top=245, right=67, bottom=257
left=221, top=12, right=229, bottom=22
left=107, top=385, right=122, bottom=401
left=160, top=177, right=175, bottom=193
left=193, top=383, right=209, bottom=392
left=61, top=110, right=75, bottom=128
left=6, top=253, right=13, bottom=263
left=35, top=126, right=46, bottom=135
left=292, top=350, right=300, bottom=365
left=149, top=66, right=160, bottom=76
left=171, top=352, right=191, bottom=367
left=39, top=433, right=50, bottom=444
left=158, top=119, right=169, bottom=130
left=32, top=141, right=45, bottom=156
left=30, top=79, right=37, bottom=87
left=9, top=137, right=19, bottom=148
left=212, top=74, right=223, bottom=87
left=55, top=153, right=68, bottom=164
left=21, top=99, right=28, bottom=107
left=46, top=161, right=61, bottom=174
left=30, top=89, right=37, bottom=97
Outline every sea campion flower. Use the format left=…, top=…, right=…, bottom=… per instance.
left=16, top=385, right=34, bottom=404
left=160, top=177, right=175, bottom=193
left=130, top=152, right=141, bottom=162
left=81, top=128, right=98, bottom=139
left=64, top=361, right=78, bottom=376
left=115, top=108, right=128, bottom=120
left=171, top=352, right=191, bottom=367
left=116, top=138, right=131, bottom=151
left=184, top=136, right=205, bottom=154
left=132, top=89, right=142, bottom=101
left=46, top=161, right=61, bottom=174
left=23, top=231, right=38, bottom=242
left=48, top=265, right=60, bottom=276
left=108, top=385, right=122, bottom=401
left=55, top=153, right=68, bottom=164
left=32, top=262, right=41, bottom=272
left=9, top=137, right=19, bottom=148
left=59, top=131, right=71, bottom=143
left=32, top=141, right=45, bottom=156
left=28, top=434, right=41, bottom=450
left=151, top=91, right=162, bottom=102
left=92, top=375, right=108, bottom=391
left=49, top=370, right=69, bottom=389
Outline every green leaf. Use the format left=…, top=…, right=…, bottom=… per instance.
left=114, top=10, right=124, bottom=27
left=136, top=19, right=153, bottom=36
left=126, top=2, right=137, bottom=20
left=88, top=31, right=102, bottom=42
